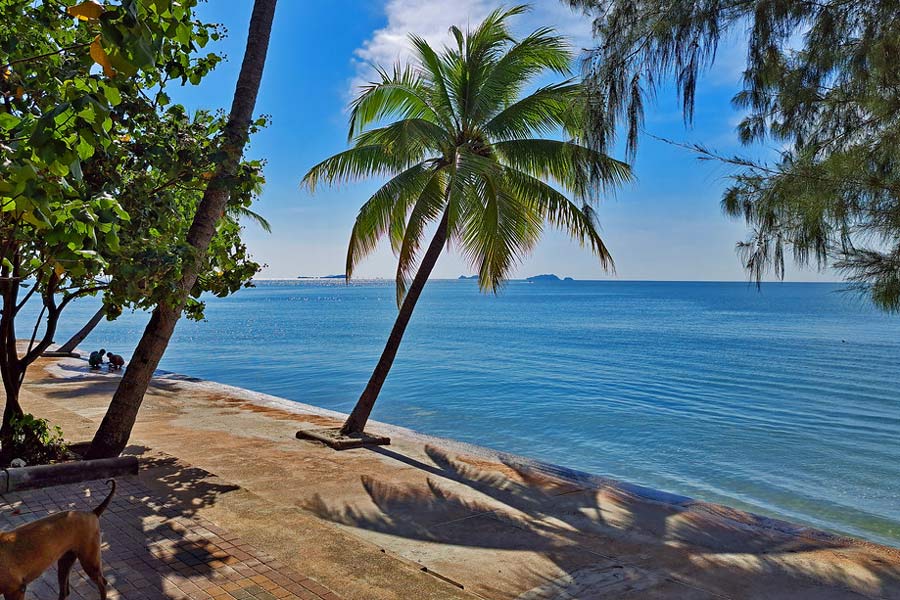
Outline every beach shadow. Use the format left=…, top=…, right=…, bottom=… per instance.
left=35, top=368, right=197, bottom=402
left=1, top=446, right=243, bottom=599
left=124, top=445, right=241, bottom=519
left=305, top=444, right=899, bottom=599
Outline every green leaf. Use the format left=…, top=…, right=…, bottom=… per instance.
left=0, top=113, right=20, bottom=131
left=69, top=159, right=83, bottom=182
left=101, top=83, right=122, bottom=106
left=76, top=137, right=96, bottom=160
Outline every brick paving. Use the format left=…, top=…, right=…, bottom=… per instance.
left=0, top=477, right=342, bottom=600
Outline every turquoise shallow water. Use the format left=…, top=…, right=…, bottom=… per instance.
left=23, top=280, right=900, bottom=546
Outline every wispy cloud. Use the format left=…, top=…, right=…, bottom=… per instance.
left=350, top=1, right=593, bottom=94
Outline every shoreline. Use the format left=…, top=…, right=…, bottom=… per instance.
left=26, top=354, right=900, bottom=598
left=100, top=359, right=898, bottom=549
left=78, top=362, right=888, bottom=553
left=27, top=278, right=896, bottom=552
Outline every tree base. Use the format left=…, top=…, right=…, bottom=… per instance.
left=295, top=426, right=390, bottom=450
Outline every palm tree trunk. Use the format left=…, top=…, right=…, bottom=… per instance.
left=55, top=306, right=105, bottom=354
left=86, top=0, right=278, bottom=459
left=341, top=209, right=450, bottom=435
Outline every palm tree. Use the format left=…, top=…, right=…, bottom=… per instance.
left=87, top=0, right=279, bottom=458
left=303, top=6, right=631, bottom=437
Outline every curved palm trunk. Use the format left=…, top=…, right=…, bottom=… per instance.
left=341, top=209, right=450, bottom=435
left=55, top=306, right=105, bottom=354
left=86, top=0, right=278, bottom=459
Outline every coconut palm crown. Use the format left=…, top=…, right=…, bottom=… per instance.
left=305, top=5, right=630, bottom=299
left=302, top=5, right=632, bottom=435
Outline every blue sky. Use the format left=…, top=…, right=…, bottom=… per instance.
left=174, top=1, right=835, bottom=282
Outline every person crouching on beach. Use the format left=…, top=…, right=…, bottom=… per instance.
left=88, top=349, right=106, bottom=369
left=107, top=352, right=125, bottom=371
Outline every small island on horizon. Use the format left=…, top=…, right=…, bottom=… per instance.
left=526, top=274, right=575, bottom=282
left=459, top=274, right=575, bottom=281
left=297, top=274, right=346, bottom=279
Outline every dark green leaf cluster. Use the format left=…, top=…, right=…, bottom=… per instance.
left=570, top=0, right=900, bottom=311
left=1, top=412, right=69, bottom=467
left=304, top=5, right=631, bottom=304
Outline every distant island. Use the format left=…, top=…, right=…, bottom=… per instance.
left=458, top=275, right=479, bottom=280
left=297, top=274, right=346, bottom=279
left=528, top=274, right=559, bottom=281
left=527, top=274, right=570, bottom=282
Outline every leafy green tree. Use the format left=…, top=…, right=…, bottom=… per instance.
left=567, top=0, right=900, bottom=310
left=0, top=0, right=263, bottom=461
left=303, top=6, right=631, bottom=436
left=0, top=0, right=218, bottom=457
left=88, top=0, right=278, bottom=459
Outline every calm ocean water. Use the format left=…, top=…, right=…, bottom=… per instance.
left=24, top=280, right=900, bottom=546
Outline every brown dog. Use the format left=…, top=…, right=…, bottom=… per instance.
left=0, top=480, right=115, bottom=600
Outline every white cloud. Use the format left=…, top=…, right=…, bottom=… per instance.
left=351, top=1, right=594, bottom=94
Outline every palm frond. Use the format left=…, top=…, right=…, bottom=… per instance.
left=472, top=27, right=573, bottom=122
left=409, top=35, right=459, bottom=130
left=229, top=205, right=272, bottom=233
left=504, top=167, right=615, bottom=271
left=448, top=5, right=527, bottom=127
left=456, top=170, right=543, bottom=292
left=483, top=82, right=582, bottom=141
left=347, top=162, right=438, bottom=278
left=493, top=139, right=632, bottom=195
left=302, top=145, right=412, bottom=192
left=445, top=148, right=501, bottom=239
left=353, top=118, right=451, bottom=158
left=348, top=65, right=442, bottom=140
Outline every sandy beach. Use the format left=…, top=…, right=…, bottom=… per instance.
left=18, top=354, right=900, bottom=599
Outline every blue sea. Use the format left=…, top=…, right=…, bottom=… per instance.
left=24, top=280, right=900, bottom=546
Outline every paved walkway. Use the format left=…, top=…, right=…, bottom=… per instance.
left=0, top=476, right=340, bottom=600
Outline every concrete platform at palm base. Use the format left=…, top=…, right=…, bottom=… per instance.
left=18, top=354, right=900, bottom=600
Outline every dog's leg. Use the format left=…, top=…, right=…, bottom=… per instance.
left=80, top=558, right=107, bottom=600
left=57, top=551, right=77, bottom=599
left=80, top=557, right=107, bottom=600
left=78, top=537, right=107, bottom=600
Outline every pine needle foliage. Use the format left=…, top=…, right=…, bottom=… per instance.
left=568, top=0, right=900, bottom=311
left=304, top=5, right=631, bottom=305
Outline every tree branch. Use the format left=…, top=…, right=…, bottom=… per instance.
left=1, top=41, right=92, bottom=71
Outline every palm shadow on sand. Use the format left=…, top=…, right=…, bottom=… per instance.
left=305, top=444, right=898, bottom=599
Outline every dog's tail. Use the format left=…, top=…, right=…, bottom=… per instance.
left=93, top=479, right=116, bottom=517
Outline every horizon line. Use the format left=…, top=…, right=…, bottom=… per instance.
left=254, top=277, right=845, bottom=284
